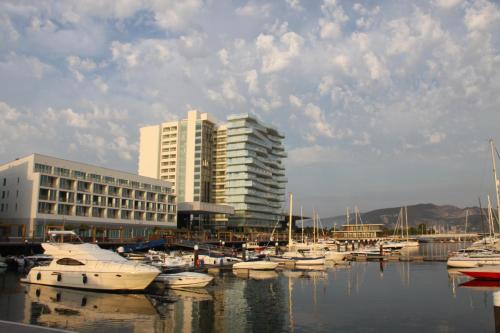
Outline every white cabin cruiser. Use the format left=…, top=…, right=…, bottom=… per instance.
left=21, top=231, right=160, bottom=291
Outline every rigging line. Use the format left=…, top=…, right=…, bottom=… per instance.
left=477, top=141, right=490, bottom=202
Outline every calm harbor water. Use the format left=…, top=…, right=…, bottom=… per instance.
left=0, top=243, right=497, bottom=332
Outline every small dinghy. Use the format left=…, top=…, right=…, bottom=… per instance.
left=232, top=260, right=279, bottom=271
left=154, top=272, right=213, bottom=288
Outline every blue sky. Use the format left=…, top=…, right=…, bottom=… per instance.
left=0, top=0, right=499, bottom=217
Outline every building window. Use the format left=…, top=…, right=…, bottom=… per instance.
left=1, top=191, right=4, bottom=199
left=73, top=170, right=86, bottom=179
left=2, top=178, right=5, bottom=186
left=34, top=164, right=52, bottom=174
left=54, top=167, right=70, bottom=177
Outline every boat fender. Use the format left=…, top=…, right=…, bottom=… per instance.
left=81, top=297, right=87, bottom=307
left=82, top=274, right=87, bottom=284
left=36, top=272, right=42, bottom=280
left=57, top=273, right=62, bottom=282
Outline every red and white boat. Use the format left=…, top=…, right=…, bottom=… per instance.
left=460, top=266, right=500, bottom=280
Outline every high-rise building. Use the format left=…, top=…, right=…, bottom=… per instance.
left=139, top=111, right=233, bottom=230
left=225, top=114, right=287, bottom=231
left=0, top=154, right=176, bottom=240
left=138, top=111, right=287, bottom=231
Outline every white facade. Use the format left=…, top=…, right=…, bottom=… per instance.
left=225, top=114, right=287, bottom=230
left=0, top=154, right=176, bottom=239
left=139, top=111, right=287, bottom=231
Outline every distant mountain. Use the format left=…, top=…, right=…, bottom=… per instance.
left=307, top=204, right=491, bottom=232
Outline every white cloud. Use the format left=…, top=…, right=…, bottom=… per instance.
left=256, top=31, right=304, bottom=73
left=318, top=0, right=349, bottom=39
left=93, top=77, right=109, bottom=93
left=235, top=2, right=272, bottom=17
left=353, top=132, right=371, bottom=145
left=363, top=52, right=388, bottom=81
left=434, top=0, right=464, bottom=9
left=110, top=39, right=172, bottom=69
left=289, top=95, right=303, bottom=108
left=222, top=77, right=246, bottom=103
left=286, top=0, right=303, bottom=11
left=152, top=0, right=203, bottom=31
left=60, top=108, right=89, bottom=128
left=178, top=31, right=208, bottom=59
left=0, top=101, right=20, bottom=121
left=303, top=103, right=335, bottom=140
left=218, top=48, right=229, bottom=65
left=244, top=70, right=259, bottom=94
left=426, top=132, right=447, bottom=144
left=464, top=0, right=500, bottom=32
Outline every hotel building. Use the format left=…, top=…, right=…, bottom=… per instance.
left=0, top=154, right=176, bottom=240
left=139, top=111, right=287, bottom=232
left=225, top=114, right=287, bottom=231
left=139, top=111, right=234, bottom=230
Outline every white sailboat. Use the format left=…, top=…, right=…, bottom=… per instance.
left=268, top=193, right=325, bottom=265
left=21, top=231, right=160, bottom=291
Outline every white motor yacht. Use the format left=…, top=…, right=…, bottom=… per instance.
left=21, top=231, right=160, bottom=291
left=154, top=272, right=214, bottom=288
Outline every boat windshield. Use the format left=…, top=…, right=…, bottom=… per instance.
left=47, top=231, right=83, bottom=244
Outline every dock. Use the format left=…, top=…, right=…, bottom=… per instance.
left=0, top=320, right=74, bottom=333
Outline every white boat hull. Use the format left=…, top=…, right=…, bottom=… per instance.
left=155, top=272, right=213, bottom=288
left=232, top=261, right=279, bottom=271
left=269, top=255, right=325, bottom=265
left=21, top=267, right=158, bottom=291
left=447, top=256, right=500, bottom=268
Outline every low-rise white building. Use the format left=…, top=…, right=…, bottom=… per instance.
left=0, top=154, right=176, bottom=241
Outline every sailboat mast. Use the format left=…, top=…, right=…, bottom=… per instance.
left=288, top=193, right=293, bottom=251
left=355, top=206, right=358, bottom=225
left=490, top=139, right=500, bottom=231
left=464, top=209, right=469, bottom=249
left=405, top=206, right=409, bottom=241
left=313, top=208, right=316, bottom=245
left=300, top=206, right=304, bottom=244
left=488, top=195, right=495, bottom=239
left=346, top=207, right=350, bottom=225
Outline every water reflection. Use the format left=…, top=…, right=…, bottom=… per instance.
left=232, top=270, right=279, bottom=280
left=26, top=284, right=158, bottom=331
left=459, top=279, right=500, bottom=332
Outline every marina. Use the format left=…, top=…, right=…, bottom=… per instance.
left=1, top=0, right=500, bottom=331
left=0, top=246, right=497, bottom=332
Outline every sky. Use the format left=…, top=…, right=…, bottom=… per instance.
left=0, top=0, right=499, bottom=217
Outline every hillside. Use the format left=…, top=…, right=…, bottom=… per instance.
left=310, top=204, right=492, bottom=232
